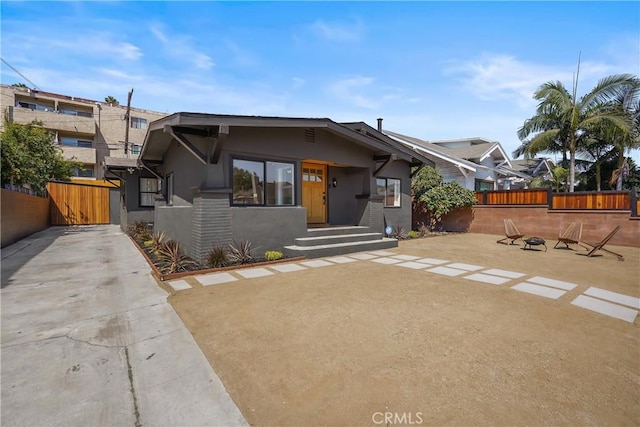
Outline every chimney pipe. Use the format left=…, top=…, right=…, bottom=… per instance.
left=377, top=117, right=383, bottom=132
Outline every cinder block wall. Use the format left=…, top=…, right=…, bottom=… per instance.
left=468, top=205, right=640, bottom=247
left=1, top=189, right=50, bottom=247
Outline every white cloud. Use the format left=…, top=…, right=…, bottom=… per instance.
left=148, top=23, right=214, bottom=70
left=444, top=53, right=632, bottom=110
left=2, top=31, right=142, bottom=62
left=328, top=76, right=379, bottom=109
left=223, top=39, right=258, bottom=67
left=311, top=19, right=364, bottom=42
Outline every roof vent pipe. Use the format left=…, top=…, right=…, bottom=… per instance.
left=377, top=117, right=383, bottom=132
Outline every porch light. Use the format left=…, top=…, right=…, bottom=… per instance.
left=332, top=178, right=337, bottom=188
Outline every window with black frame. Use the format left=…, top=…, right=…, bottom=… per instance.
left=140, top=177, right=159, bottom=207
left=376, top=177, right=401, bottom=207
left=232, top=158, right=294, bottom=206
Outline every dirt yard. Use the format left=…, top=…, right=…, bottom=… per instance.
left=169, top=233, right=640, bottom=426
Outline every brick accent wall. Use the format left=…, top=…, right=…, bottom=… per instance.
left=356, top=195, right=385, bottom=233
left=469, top=205, right=640, bottom=247
left=191, top=189, right=233, bottom=264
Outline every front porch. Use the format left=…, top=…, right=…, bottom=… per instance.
left=283, top=225, right=397, bottom=258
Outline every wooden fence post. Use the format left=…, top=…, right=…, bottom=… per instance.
left=547, top=187, right=553, bottom=210
left=483, top=190, right=488, bottom=205
left=631, top=189, right=638, bottom=217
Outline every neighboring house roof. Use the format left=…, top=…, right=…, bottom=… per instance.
left=103, top=157, right=138, bottom=169
left=384, top=130, right=526, bottom=180
left=510, top=158, right=554, bottom=176
left=140, top=113, right=435, bottom=167
left=383, top=130, right=478, bottom=173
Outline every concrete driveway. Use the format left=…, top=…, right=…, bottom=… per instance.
left=1, top=225, right=246, bottom=427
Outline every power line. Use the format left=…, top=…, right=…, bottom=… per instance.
left=1, top=57, right=41, bottom=91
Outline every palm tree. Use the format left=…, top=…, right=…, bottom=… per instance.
left=519, top=71, right=637, bottom=192
left=104, top=95, right=119, bottom=105
left=608, top=79, right=640, bottom=190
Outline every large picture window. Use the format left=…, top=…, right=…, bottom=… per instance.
left=233, top=158, right=294, bottom=206
left=140, top=177, right=159, bottom=207
left=376, top=177, right=401, bottom=207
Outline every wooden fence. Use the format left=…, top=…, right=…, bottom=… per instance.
left=48, top=181, right=111, bottom=225
left=475, top=188, right=638, bottom=216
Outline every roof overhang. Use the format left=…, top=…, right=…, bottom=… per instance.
left=140, top=113, right=432, bottom=165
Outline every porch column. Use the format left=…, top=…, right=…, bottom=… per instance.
left=191, top=187, right=233, bottom=264
left=355, top=194, right=385, bottom=233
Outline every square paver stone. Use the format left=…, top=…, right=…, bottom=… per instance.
left=300, top=259, right=334, bottom=268
left=482, top=269, right=526, bottom=279
left=571, top=295, right=638, bottom=323
left=396, top=261, right=430, bottom=269
left=325, top=256, right=357, bottom=264
left=371, top=257, right=403, bottom=265
left=197, top=272, right=238, bottom=286
left=464, top=273, right=511, bottom=285
left=390, top=254, right=421, bottom=261
left=446, top=262, right=484, bottom=271
left=426, top=266, right=467, bottom=277
left=512, top=282, right=566, bottom=299
left=235, top=268, right=275, bottom=279
left=528, top=276, right=577, bottom=291
left=349, top=253, right=378, bottom=260
left=269, top=263, right=308, bottom=273
left=416, top=258, right=449, bottom=265
left=583, top=287, right=640, bottom=309
left=369, top=250, right=397, bottom=256
left=168, top=279, right=191, bottom=291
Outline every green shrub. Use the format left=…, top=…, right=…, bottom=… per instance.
left=265, top=251, right=283, bottom=261
left=407, top=230, right=420, bottom=239
left=207, top=246, right=229, bottom=268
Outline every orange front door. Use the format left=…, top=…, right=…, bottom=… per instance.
left=301, top=162, right=327, bottom=224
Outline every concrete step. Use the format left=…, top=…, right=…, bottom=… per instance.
left=294, top=232, right=382, bottom=247
left=283, top=238, right=398, bottom=259
left=306, top=226, right=372, bottom=237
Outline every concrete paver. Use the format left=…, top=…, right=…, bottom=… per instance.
left=1, top=225, right=246, bottom=426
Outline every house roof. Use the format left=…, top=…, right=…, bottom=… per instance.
left=382, top=130, right=478, bottom=172
left=510, top=158, right=553, bottom=176
left=103, top=157, right=138, bottom=169
left=140, top=113, right=435, bottom=166
left=384, top=130, right=518, bottom=172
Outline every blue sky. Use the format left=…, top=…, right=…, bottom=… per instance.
left=1, top=1, right=639, bottom=162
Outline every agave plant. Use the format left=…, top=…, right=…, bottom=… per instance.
left=156, top=240, right=199, bottom=274
left=128, top=220, right=151, bottom=241
left=144, top=231, right=168, bottom=254
left=390, top=225, right=407, bottom=240
left=228, top=240, right=254, bottom=265
left=206, top=246, right=229, bottom=268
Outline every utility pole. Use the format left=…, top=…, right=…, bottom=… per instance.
left=124, top=88, right=134, bottom=157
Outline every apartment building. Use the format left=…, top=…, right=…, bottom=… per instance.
left=1, top=84, right=166, bottom=179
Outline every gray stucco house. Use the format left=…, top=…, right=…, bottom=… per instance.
left=106, top=113, right=434, bottom=262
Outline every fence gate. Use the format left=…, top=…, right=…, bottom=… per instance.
left=48, top=181, right=111, bottom=225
